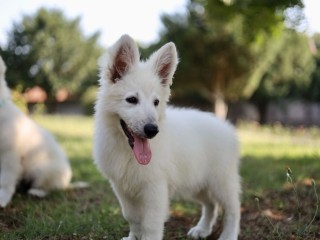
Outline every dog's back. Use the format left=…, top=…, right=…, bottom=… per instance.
left=151, top=107, right=240, bottom=200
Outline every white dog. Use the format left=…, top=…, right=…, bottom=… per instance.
left=93, top=35, right=241, bottom=240
left=0, top=56, right=73, bottom=207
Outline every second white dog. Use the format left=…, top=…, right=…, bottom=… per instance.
left=94, top=35, right=241, bottom=240
left=0, top=56, right=73, bottom=208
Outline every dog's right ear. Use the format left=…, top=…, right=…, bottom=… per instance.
left=101, top=35, right=139, bottom=84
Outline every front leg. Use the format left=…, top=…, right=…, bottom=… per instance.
left=114, top=181, right=169, bottom=240
left=0, top=151, right=22, bottom=207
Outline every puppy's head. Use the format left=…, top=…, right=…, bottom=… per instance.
left=97, top=35, right=178, bottom=165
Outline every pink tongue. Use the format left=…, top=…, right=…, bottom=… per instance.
left=133, top=136, right=152, bottom=165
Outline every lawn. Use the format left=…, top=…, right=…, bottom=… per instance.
left=0, top=115, right=319, bottom=240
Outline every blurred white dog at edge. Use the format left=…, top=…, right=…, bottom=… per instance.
left=93, top=35, right=241, bottom=240
left=0, top=56, right=86, bottom=208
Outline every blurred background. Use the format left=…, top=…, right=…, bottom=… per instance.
left=1, top=1, right=320, bottom=239
left=0, top=0, right=319, bottom=126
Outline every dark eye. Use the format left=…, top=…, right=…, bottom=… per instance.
left=154, top=99, right=159, bottom=106
left=126, top=96, right=138, bottom=104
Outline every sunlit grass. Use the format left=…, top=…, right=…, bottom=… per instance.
left=239, top=124, right=320, bottom=158
left=238, top=122, right=320, bottom=197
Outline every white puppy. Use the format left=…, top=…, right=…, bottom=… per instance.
left=94, top=35, right=241, bottom=240
left=0, top=56, right=72, bottom=207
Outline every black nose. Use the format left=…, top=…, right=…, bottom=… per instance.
left=144, top=123, right=159, bottom=139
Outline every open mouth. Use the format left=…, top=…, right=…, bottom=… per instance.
left=120, top=119, right=152, bottom=165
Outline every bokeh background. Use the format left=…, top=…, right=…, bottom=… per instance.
left=0, top=1, right=320, bottom=239
left=0, top=0, right=319, bottom=125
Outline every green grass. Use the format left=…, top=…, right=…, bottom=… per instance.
left=0, top=116, right=319, bottom=239
left=239, top=123, right=320, bottom=197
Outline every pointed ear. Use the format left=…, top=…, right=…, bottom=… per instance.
left=101, top=35, right=139, bottom=83
left=150, top=42, right=178, bottom=87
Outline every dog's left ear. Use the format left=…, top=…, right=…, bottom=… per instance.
left=150, top=42, right=178, bottom=87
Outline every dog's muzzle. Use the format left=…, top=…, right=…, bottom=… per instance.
left=120, top=119, right=156, bottom=165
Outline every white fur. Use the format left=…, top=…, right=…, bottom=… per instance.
left=0, top=56, right=72, bottom=207
left=94, top=35, right=241, bottom=240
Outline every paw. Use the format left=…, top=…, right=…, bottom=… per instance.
left=28, top=188, right=47, bottom=198
left=0, top=189, right=13, bottom=208
left=187, top=226, right=212, bottom=239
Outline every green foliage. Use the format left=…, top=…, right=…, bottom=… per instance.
left=11, top=86, right=28, bottom=113
left=251, top=30, right=315, bottom=104
left=305, top=34, right=320, bottom=101
left=80, top=85, right=98, bottom=115
left=248, top=30, right=316, bottom=123
left=32, top=103, right=47, bottom=115
left=153, top=2, right=253, bottom=102
left=0, top=8, right=102, bottom=102
left=203, top=0, right=304, bottom=43
left=148, top=0, right=306, bottom=117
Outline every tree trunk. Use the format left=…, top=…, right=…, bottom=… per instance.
left=213, top=91, right=228, bottom=120
left=212, top=72, right=228, bottom=120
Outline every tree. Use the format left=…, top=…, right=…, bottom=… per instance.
left=0, top=8, right=102, bottom=109
left=148, top=0, right=304, bottom=119
left=251, top=30, right=315, bottom=123
left=148, top=3, right=252, bottom=118
left=304, top=34, right=320, bottom=101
